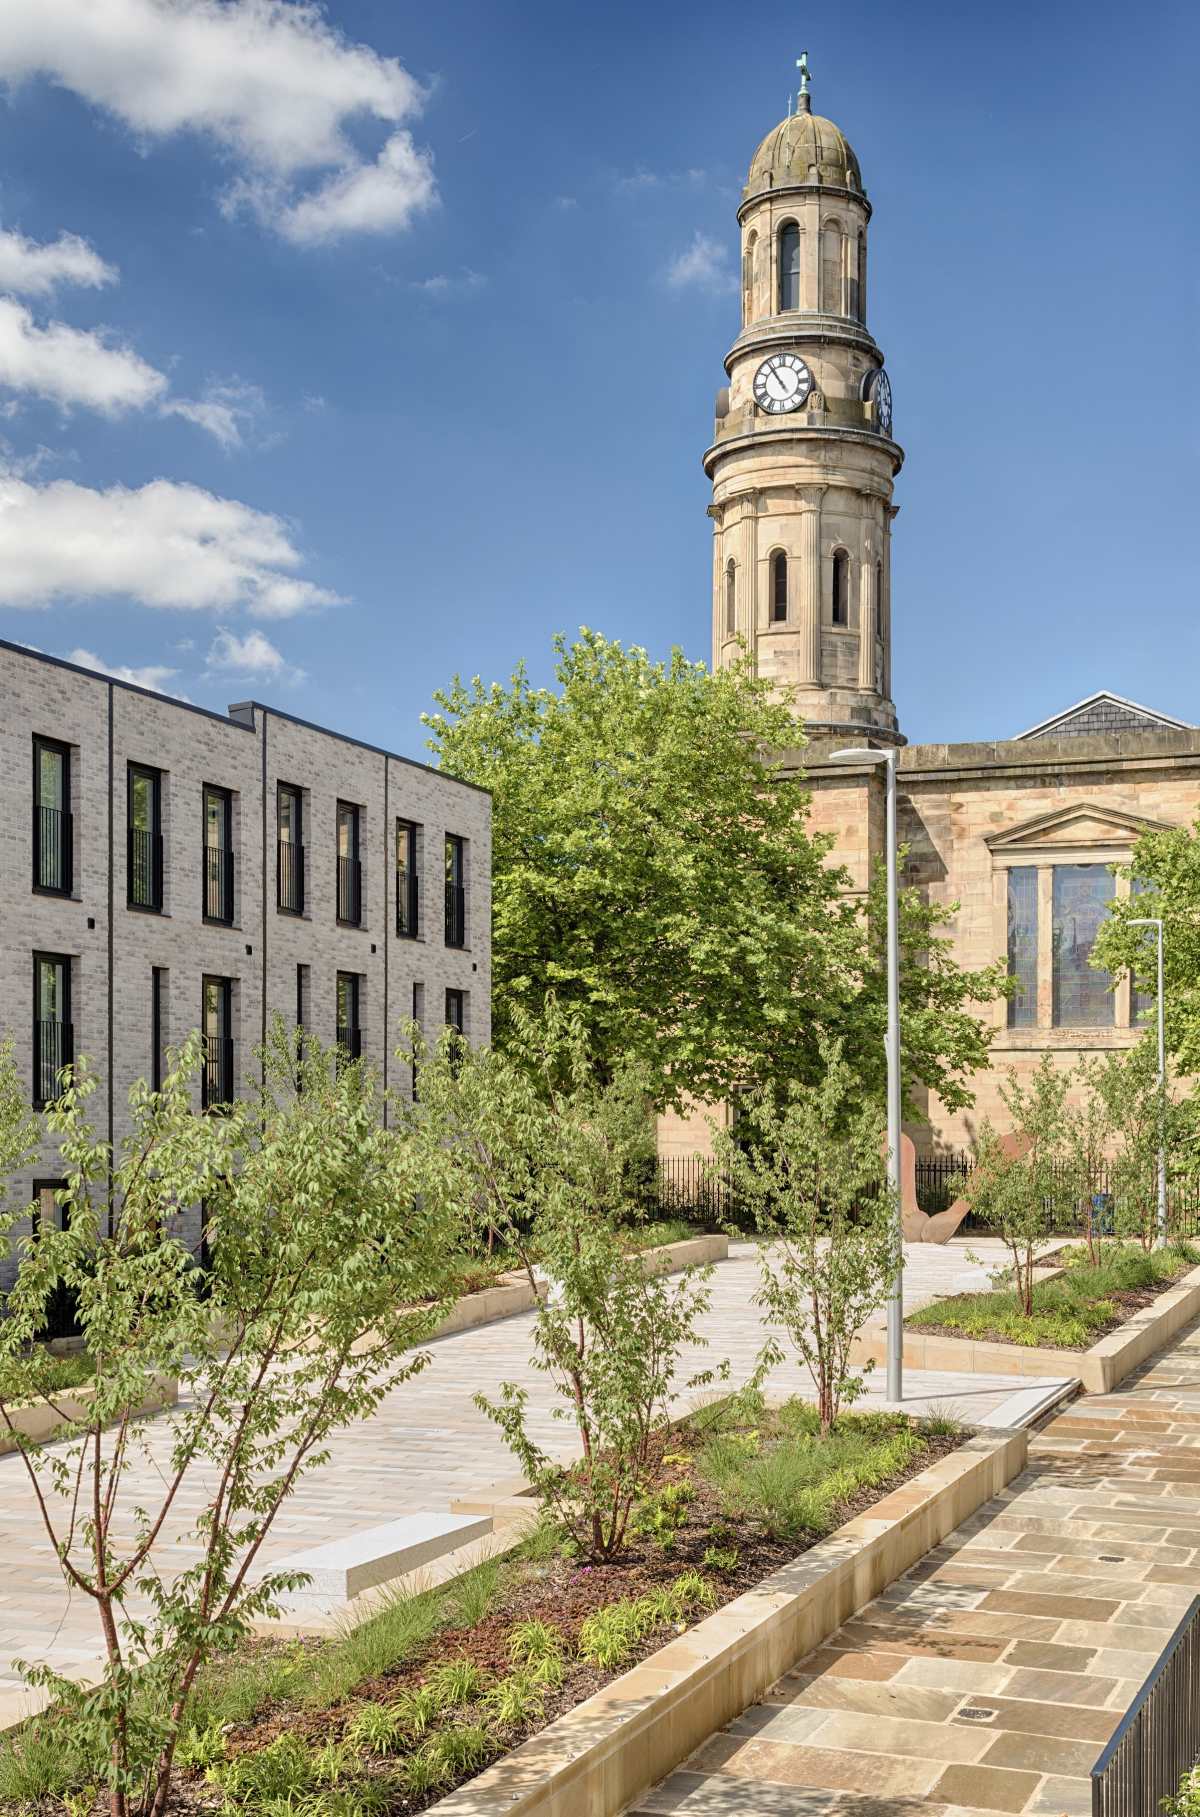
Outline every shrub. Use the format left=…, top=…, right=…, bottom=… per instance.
left=713, top=1042, right=899, bottom=1435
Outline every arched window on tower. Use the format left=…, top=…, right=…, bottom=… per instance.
left=778, top=222, right=801, bottom=312
left=742, top=230, right=758, bottom=325
left=725, top=559, right=737, bottom=636
left=820, top=221, right=843, bottom=314
left=832, top=550, right=850, bottom=626
left=770, top=551, right=788, bottom=623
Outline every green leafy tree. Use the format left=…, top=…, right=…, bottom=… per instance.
left=0, top=1025, right=457, bottom=1817
left=425, top=628, right=1005, bottom=1114
left=712, top=1043, right=900, bottom=1435
left=401, top=1003, right=724, bottom=1561
left=1093, top=818, right=1200, bottom=1071
left=966, top=1057, right=1070, bottom=1314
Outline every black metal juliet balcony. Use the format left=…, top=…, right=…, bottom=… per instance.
left=396, top=867, right=419, bottom=937
left=336, top=1025, right=362, bottom=1067
left=201, top=1036, right=235, bottom=1110
left=444, top=881, right=466, bottom=949
left=278, top=840, right=305, bottom=915
left=127, top=827, right=164, bottom=911
left=34, top=805, right=73, bottom=894
left=34, top=1018, right=73, bottom=1109
left=337, top=856, right=362, bottom=926
left=203, top=845, right=235, bottom=924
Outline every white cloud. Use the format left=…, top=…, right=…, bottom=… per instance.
left=207, top=624, right=302, bottom=682
left=66, top=645, right=183, bottom=693
left=410, top=267, right=486, bottom=297
left=0, top=0, right=437, bottom=242
left=666, top=231, right=736, bottom=294
left=0, top=297, right=167, bottom=413
left=0, top=475, right=343, bottom=615
left=270, top=130, right=435, bottom=244
left=163, top=379, right=265, bottom=449
left=0, top=228, right=117, bottom=296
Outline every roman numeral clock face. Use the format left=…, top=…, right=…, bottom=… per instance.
left=753, top=352, right=813, bottom=414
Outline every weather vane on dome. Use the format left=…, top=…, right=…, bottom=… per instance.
left=795, top=50, right=811, bottom=114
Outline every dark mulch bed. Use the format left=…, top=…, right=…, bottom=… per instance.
left=161, top=1425, right=962, bottom=1815
left=911, top=1266, right=1192, bottom=1352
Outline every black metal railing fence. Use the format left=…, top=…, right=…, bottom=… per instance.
left=337, top=856, right=362, bottom=925
left=34, top=804, right=72, bottom=893
left=201, top=1036, right=235, bottom=1110
left=277, top=839, right=304, bottom=914
left=127, top=827, right=163, bottom=910
left=203, top=845, right=234, bottom=923
left=34, top=1018, right=73, bottom=1109
left=397, top=867, right=419, bottom=937
left=445, top=881, right=465, bottom=948
left=1091, top=1595, right=1200, bottom=1817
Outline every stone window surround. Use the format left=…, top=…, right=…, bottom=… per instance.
left=986, top=807, right=1169, bottom=1049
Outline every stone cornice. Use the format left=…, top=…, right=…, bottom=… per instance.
left=704, top=423, right=904, bottom=479
left=737, top=181, right=873, bottom=225
left=725, top=320, right=882, bottom=372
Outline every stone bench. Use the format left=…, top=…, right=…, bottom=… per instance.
left=258, top=1511, right=493, bottom=1609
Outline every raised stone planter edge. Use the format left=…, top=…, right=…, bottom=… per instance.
left=429, top=1424, right=1026, bottom=1817
left=851, top=1262, right=1200, bottom=1394
left=429, top=1233, right=728, bottom=1341
left=0, top=1372, right=179, bottom=1457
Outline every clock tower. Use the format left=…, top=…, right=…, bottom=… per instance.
left=707, top=60, right=903, bottom=744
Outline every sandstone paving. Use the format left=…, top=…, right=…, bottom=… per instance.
left=0, top=1239, right=1050, bottom=1704
left=631, top=1315, right=1200, bottom=1817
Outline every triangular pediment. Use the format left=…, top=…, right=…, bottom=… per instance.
left=1016, top=691, right=1194, bottom=741
left=985, top=801, right=1174, bottom=855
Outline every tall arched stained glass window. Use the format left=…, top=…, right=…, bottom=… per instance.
left=1007, top=867, right=1038, bottom=1028
left=770, top=551, right=787, bottom=622
left=1052, top=864, right=1115, bottom=1027
left=778, top=222, right=801, bottom=312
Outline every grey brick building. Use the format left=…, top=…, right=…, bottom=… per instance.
left=0, top=639, right=491, bottom=1288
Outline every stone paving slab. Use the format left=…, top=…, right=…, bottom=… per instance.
left=0, top=1239, right=1061, bottom=1705
left=633, top=1315, right=1200, bottom=1817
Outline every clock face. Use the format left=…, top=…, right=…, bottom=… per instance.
left=753, top=352, right=812, bottom=415
left=867, top=367, right=893, bottom=436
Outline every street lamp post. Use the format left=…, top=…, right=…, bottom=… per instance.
left=829, top=744, right=902, bottom=1401
left=1127, top=916, right=1167, bottom=1242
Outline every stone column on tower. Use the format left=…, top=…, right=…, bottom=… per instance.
left=857, top=528, right=876, bottom=692
left=796, top=485, right=824, bottom=686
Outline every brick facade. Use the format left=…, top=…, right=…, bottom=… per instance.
left=0, top=641, right=491, bottom=1287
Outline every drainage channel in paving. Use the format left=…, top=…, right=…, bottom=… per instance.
left=633, top=1318, right=1200, bottom=1817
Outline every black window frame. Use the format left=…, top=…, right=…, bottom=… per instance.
left=778, top=220, right=801, bottom=312
left=152, top=965, right=168, bottom=1091
left=202, top=783, right=235, bottom=926
left=831, top=549, right=850, bottom=627
left=32, top=735, right=72, bottom=897
left=127, top=762, right=164, bottom=913
left=336, top=970, right=362, bottom=1063
left=445, top=834, right=466, bottom=949
left=770, top=550, right=788, bottom=624
left=445, top=987, right=466, bottom=1077
left=201, top=974, right=234, bottom=1110
left=277, top=782, right=305, bottom=916
left=336, top=800, right=363, bottom=927
left=32, top=1178, right=80, bottom=1340
left=396, top=817, right=420, bottom=938
left=33, top=951, right=73, bottom=1111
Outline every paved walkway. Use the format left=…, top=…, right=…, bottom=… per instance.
left=634, top=1316, right=1200, bottom=1817
left=0, top=1240, right=1059, bottom=1708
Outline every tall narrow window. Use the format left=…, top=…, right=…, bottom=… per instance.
left=1052, top=865, right=1114, bottom=1027
left=296, top=963, right=309, bottom=1033
left=33, top=1181, right=79, bottom=1339
left=336, top=971, right=361, bottom=1064
left=201, top=975, right=234, bottom=1109
left=33, top=952, right=72, bottom=1109
left=778, top=221, right=801, bottom=311
left=820, top=221, right=843, bottom=314
left=445, top=834, right=466, bottom=948
left=411, top=981, right=424, bottom=1101
left=33, top=737, right=71, bottom=895
left=831, top=550, right=850, bottom=626
left=742, top=229, right=757, bottom=324
left=336, top=801, right=362, bottom=925
left=1006, top=869, right=1038, bottom=1028
left=724, top=560, right=736, bottom=636
left=396, top=818, right=420, bottom=937
left=127, top=764, right=163, bottom=911
left=203, top=784, right=234, bottom=924
left=770, top=551, right=788, bottom=624
left=152, top=966, right=168, bottom=1090
left=445, top=988, right=466, bottom=1076
left=277, top=783, right=304, bottom=914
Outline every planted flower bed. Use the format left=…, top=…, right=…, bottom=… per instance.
left=0, top=1399, right=963, bottom=1816
left=908, top=1240, right=1200, bottom=1350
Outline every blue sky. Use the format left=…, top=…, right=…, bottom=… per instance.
left=0, top=0, right=1195, bottom=757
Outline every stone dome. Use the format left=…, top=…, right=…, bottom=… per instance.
left=746, top=107, right=863, bottom=197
